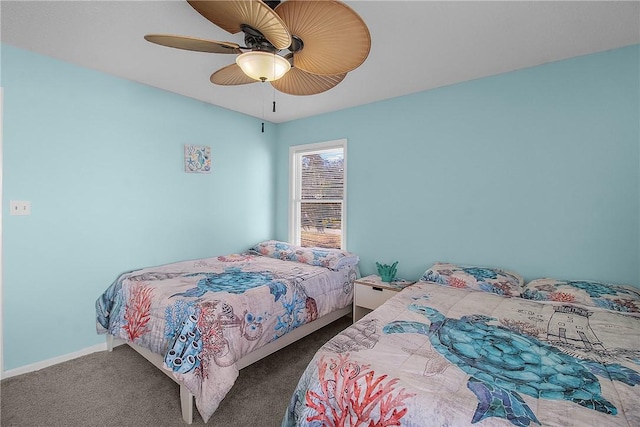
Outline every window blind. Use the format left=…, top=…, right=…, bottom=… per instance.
left=297, top=148, right=344, bottom=249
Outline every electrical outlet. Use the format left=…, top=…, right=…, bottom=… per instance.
left=10, top=200, right=31, bottom=216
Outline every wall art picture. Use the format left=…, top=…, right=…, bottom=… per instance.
left=184, top=144, right=211, bottom=174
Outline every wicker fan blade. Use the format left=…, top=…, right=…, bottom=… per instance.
left=275, top=0, right=370, bottom=75
left=188, top=0, right=291, bottom=50
left=210, top=63, right=259, bottom=86
left=144, top=34, right=242, bottom=54
left=271, top=66, right=346, bottom=96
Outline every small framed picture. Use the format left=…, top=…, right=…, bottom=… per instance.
left=184, top=144, right=211, bottom=173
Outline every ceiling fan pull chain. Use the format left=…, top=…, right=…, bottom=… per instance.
left=272, top=58, right=277, bottom=114
left=261, top=82, right=265, bottom=133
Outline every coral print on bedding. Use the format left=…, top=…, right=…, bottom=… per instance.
left=521, top=278, right=640, bottom=316
left=283, top=281, right=640, bottom=427
left=96, top=252, right=357, bottom=422
left=420, top=262, right=524, bottom=296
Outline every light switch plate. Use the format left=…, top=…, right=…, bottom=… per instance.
left=10, top=201, right=31, bottom=216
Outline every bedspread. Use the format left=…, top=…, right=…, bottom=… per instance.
left=96, top=253, right=356, bottom=422
left=283, top=281, right=640, bottom=426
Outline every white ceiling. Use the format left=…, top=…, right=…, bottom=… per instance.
left=2, top=1, right=639, bottom=123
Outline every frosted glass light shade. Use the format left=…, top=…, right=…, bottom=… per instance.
left=236, top=51, right=291, bottom=82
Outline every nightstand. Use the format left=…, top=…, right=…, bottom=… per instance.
left=353, top=275, right=415, bottom=323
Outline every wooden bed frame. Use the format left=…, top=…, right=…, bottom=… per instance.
left=106, top=306, right=351, bottom=424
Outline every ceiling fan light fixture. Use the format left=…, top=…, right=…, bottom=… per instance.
left=236, top=51, right=291, bottom=82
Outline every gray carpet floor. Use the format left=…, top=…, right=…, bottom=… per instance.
left=1, top=315, right=351, bottom=427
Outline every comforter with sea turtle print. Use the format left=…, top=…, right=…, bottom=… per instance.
left=96, top=252, right=357, bottom=422
left=283, top=281, right=640, bottom=426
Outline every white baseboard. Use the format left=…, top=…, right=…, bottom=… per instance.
left=1, top=341, right=119, bottom=379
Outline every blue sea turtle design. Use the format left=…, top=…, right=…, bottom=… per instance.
left=383, top=304, right=640, bottom=427
left=171, top=267, right=287, bottom=300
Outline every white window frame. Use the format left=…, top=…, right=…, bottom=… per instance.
left=289, top=139, right=347, bottom=250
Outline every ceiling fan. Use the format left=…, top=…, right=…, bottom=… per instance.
left=144, top=0, right=371, bottom=96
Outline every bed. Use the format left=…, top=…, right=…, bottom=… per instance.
left=283, top=262, right=640, bottom=427
left=95, top=240, right=359, bottom=424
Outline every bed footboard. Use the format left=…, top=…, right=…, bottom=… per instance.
left=105, top=306, right=351, bottom=424
left=105, top=334, right=195, bottom=424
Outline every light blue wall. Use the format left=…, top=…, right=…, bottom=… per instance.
left=275, top=45, right=640, bottom=286
left=1, top=44, right=276, bottom=371
left=3, top=43, right=639, bottom=372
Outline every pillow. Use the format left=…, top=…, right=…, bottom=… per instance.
left=420, top=262, right=524, bottom=297
left=521, top=278, right=640, bottom=315
left=248, top=240, right=359, bottom=270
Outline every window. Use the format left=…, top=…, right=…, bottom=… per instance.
left=289, top=139, right=347, bottom=249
